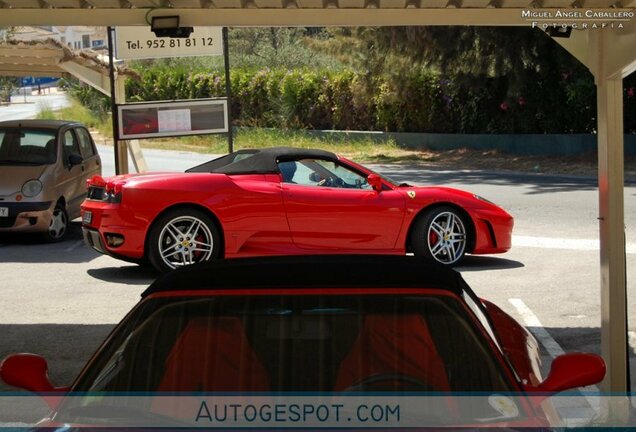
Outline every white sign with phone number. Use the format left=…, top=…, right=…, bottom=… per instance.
left=115, top=26, right=223, bottom=60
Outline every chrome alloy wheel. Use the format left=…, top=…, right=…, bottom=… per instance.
left=49, top=207, right=68, bottom=240
left=158, top=216, right=214, bottom=269
left=426, top=211, right=467, bottom=265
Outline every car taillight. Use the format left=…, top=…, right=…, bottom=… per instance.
left=88, top=175, right=107, bottom=189
left=105, top=181, right=125, bottom=204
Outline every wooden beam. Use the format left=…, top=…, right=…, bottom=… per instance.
left=2, top=5, right=633, bottom=25
left=587, top=27, right=630, bottom=422
left=0, top=48, right=65, bottom=59
left=0, top=58, right=62, bottom=66
left=0, top=64, right=62, bottom=74
left=58, top=60, right=111, bottom=95
left=0, top=7, right=536, bottom=26
left=0, top=70, right=64, bottom=77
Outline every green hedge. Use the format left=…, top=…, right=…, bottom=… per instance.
left=120, top=68, right=636, bottom=134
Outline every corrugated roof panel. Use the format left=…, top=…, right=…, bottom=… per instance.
left=380, top=0, right=408, bottom=7
left=171, top=0, right=208, bottom=6
left=85, top=0, right=130, bottom=6
left=45, top=0, right=85, bottom=6
left=296, top=0, right=325, bottom=6
left=498, top=0, right=534, bottom=7
left=419, top=0, right=452, bottom=7
left=126, top=0, right=163, bottom=7
left=3, top=0, right=43, bottom=7
left=210, top=0, right=244, bottom=7
left=338, top=0, right=366, bottom=7
left=461, top=0, right=498, bottom=7
left=253, top=0, right=286, bottom=7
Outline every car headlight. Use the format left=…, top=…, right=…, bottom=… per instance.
left=21, top=179, right=43, bottom=197
left=473, top=194, right=495, bottom=205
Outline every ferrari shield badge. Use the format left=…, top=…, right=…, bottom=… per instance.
left=407, top=191, right=416, bottom=199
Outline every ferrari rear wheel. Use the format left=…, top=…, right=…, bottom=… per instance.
left=148, top=208, right=220, bottom=272
left=411, top=207, right=468, bottom=265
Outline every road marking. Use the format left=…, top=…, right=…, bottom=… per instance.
left=513, top=235, right=636, bottom=254
left=508, top=298, right=566, bottom=358
left=508, top=298, right=601, bottom=411
left=64, top=240, right=84, bottom=252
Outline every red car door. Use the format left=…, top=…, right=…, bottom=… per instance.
left=280, top=158, right=406, bottom=251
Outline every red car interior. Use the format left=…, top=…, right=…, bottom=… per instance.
left=334, top=315, right=451, bottom=391
left=158, top=317, right=270, bottom=392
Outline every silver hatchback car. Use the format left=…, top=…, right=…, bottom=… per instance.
left=0, top=120, right=101, bottom=241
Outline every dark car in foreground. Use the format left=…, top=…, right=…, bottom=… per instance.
left=0, top=256, right=604, bottom=428
left=81, top=147, right=513, bottom=271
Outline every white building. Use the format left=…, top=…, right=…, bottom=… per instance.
left=11, top=26, right=107, bottom=50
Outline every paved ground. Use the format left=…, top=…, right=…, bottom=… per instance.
left=1, top=145, right=635, bottom=400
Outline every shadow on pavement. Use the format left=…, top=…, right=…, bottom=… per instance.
left=455, top=255, right=524, bottom=271
left=0, top=222, right=101, bottom=264
left=87, top=265, right=159, bottom=286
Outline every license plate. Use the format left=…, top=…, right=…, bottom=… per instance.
left=0, top=207, right=7, bottom=217
left=82, top=211, right=92, bottom=224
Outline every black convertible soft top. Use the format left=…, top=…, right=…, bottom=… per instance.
left=141, top=255, right=471, bottom=297
left=186, top=146, right=338, bottom=175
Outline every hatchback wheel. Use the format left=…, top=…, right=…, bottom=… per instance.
left=43, top=203, right=68, bottom=242
left=411, top=207, right=469, bottom=265
left=148, top=208, right=220, bottom=272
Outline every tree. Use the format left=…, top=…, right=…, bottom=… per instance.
left=308, top=26, right=590, bottom=96
left=228, top=27, right=340, bottom=70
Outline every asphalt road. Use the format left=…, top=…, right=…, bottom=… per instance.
left=0, top=144, right=635, bottom=406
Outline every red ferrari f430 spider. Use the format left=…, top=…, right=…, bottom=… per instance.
left=81, top=147, right=513, bottom=272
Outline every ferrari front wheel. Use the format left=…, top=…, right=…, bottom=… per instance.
left=148, top=208, right=220, bottom=272
left=411, top=207, right=469, bottom=265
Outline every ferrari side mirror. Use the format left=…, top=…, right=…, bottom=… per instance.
left=0, top=353, right=68, bottom=393
left=367, top=174, right=383, bottom=192
left=530, top=353, right=605, bottom=394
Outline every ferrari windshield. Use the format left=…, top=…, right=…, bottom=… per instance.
left=0, top=128, right=57, bottom=165
left=75, top=294, right=512, bottom=393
